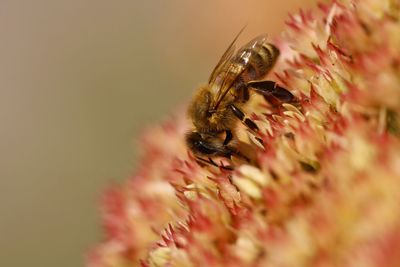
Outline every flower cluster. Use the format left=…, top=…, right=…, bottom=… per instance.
left=88, top=0, right=400, bottom=266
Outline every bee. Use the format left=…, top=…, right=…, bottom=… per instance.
left=186, top=29, right=296, bottom=168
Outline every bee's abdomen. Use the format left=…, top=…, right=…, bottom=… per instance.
left=257, top=43, right=280, bottom=75
left=234, top=42, right=280, bottom=82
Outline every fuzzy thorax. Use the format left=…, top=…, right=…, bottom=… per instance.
left=187, top=85, right=238, bottom=133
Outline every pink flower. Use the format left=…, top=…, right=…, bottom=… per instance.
left=89, top=1, right=400, bottom=266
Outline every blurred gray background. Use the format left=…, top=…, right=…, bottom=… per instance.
left=0, top=0, right=316, bottom=266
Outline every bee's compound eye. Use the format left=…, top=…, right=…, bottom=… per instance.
left=195, top=140, right=216, bottom=155
left=194, top=140, right=201, bottom=147
left=185, top=132, right=216, bottom=155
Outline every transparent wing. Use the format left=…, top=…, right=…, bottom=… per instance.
left=208, top=26, right=245, bottom=85
left=211, top=34, right=269, bottom=111
left=211, top=62, right=244, bottom=111
left=207, top=27, right=247, bottom=112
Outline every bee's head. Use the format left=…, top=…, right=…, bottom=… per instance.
left=185, top=131, right=228, bottom=158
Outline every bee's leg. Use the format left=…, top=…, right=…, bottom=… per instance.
left=195, top=156, right=219, bottom=167
left=195, top=156, right=233, bottom=170
left=229, top=104, right=264, bottom=147
left=238, top=85, right=250, bottom=103
left=230, top=148, right=251, bottom=163
left=209, top=157, right=234, bottom=170
left=247, top=80, right=296, bottom=104
left=223, top=130, right=233, bottom=145
left=229, top=104, right=260, bottom=132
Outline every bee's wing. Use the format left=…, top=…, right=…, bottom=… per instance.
left=211, top=34, right=270, bottom=111
left=208, top=27, right=245, bottom=85
left=211, top=62, right=244, bottom=110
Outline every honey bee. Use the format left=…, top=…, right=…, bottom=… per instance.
left=186, top=30, right=296, bottom=168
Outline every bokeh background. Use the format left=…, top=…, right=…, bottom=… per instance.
left=0, top=0, right=317, bottom=266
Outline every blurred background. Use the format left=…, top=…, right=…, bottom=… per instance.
left=0, top=0, right=317, bottom=266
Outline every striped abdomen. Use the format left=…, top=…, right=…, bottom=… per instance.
left=233, top=37, right=280, bottom=83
